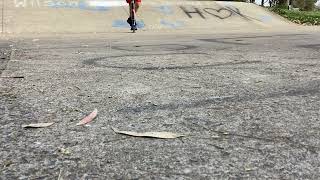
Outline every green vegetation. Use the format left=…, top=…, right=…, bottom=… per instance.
left=291, top=0, right=316, bottom=11
left=271, top=8, right=320, bottom=25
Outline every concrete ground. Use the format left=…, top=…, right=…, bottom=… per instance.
left=1, top=31, right=320, bottom=179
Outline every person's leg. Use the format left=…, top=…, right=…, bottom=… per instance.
left=127, top=0, right=133, bottom=25
left=128, top=2, right=140, bottom=14
left=135, top=2, right=141, bottom=13
left=127, top=0, right=141, bottom=26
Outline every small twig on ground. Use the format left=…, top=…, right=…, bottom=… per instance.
left=58, top=168, right=63, bottom=180
left=0, top=76, right=24, bottom=78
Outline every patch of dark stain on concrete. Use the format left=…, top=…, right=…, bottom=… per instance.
left=224, top=34, right=307, bottom=40
left=298, top=44, right=320, bottom=50
left=95, top=61, right=261, bottom=70
left=209, top=130, right=319, bottom=153
left=199, top=39, right=250, bottom=45
left=307, top=57, right=318, bottom=60
left=117, top=80, right=320, bottom=114
left=199, top=34, right=308, bottom=44
left=117, top=96, right=235, bottom=114
left=289, top=63, right=319, bottom=67
left=228, top=35, right=274, bottom=39
left=111, top=44, right=198, bottom=52
left=267, top=83, right=320, bottom=98
left=21, top=44, right=116, bottom=51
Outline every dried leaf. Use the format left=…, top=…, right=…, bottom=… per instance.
left=76, top=109, right=98, bottom=126
left=22, top=122, right=54, bottom=128
left=211, top=135, right=220, bottom=139
left=3, top=160, right=13, bottom=167
left=111, top=127, right=184, bottom=139
left=76, top=50, right=84, bottom=54
left=245, top=167, right=254, bottom=171
left=58, top=148, right=71, bottom=155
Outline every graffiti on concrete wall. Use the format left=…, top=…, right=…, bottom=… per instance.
left=260, top=15, right=272, bottom=22
left=203, top=7, right=232, bottom=19
left=180, top=5, right=259, bottom=21
left=180, top=6, right=205, bottom=19
left=12, top=1, right=270, bottom=29
left=160, top=19, right=184, bottom=29
left=155, top=5, right=174, bottom=15
left=48, top=0, right=111, bottom=11
left=14, top=0, right=113, bottom=11
left=14, top=0, right=40, bottom=7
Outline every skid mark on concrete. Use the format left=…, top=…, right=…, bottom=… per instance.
left=197, top=34, right=309, bottom=43
left=111, top=44, right=197, bottom=52
left=199, top=39, right=251, bottom=45
left=83, top=52, right=262, bottom=70
left=117, top=80, right=320, bottom=114
left=298, top=44, right=320, bottom=50
left=83, top=52, right=208, bottom=65
left=88, top=61, right=261, bottom=70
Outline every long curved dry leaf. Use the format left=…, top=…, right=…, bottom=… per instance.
left=22, top=122, right=54, bottom=128
left=76, top=109, right=98, bottom=126
left=111, top=127, right=184, bottom=139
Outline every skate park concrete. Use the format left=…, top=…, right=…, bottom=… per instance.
left=2, top=31, right=320, bottom=179
left=0, top=0, right=312, bottom=35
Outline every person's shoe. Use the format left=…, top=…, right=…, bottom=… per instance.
left=131, top=25, right=138, bottom=31
left=127, top=17, right=132, bottom=26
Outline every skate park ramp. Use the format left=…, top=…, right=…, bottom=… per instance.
left=1, top=0, right=296, bottom=34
